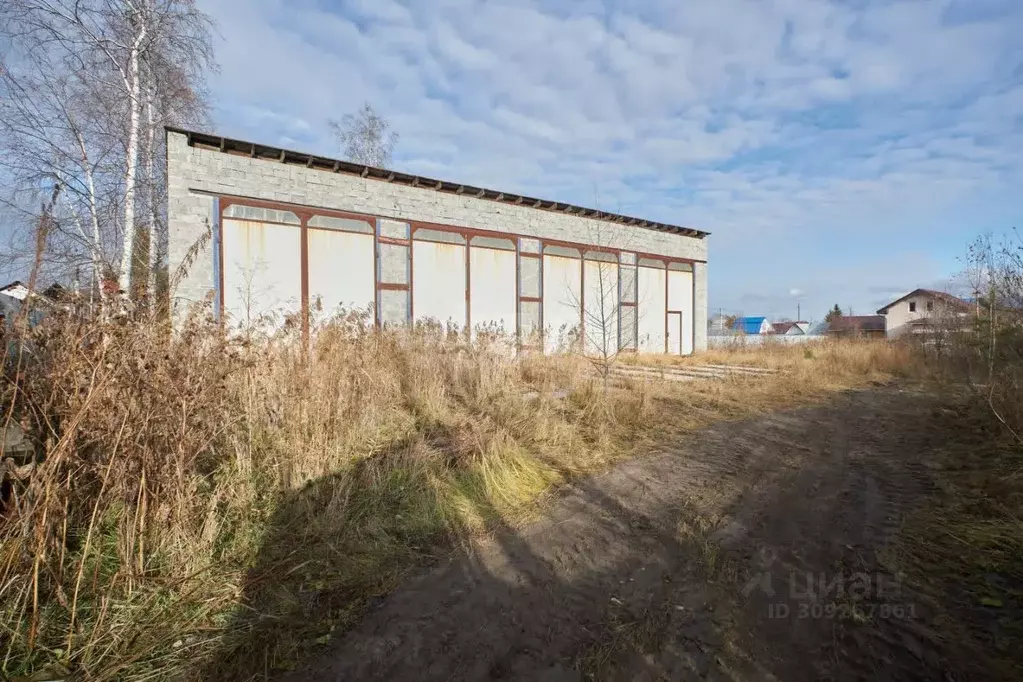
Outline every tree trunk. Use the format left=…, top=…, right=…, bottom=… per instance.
left=118, top=26, right=146, bottom=294
left=145, top=78, right=157, bottom=298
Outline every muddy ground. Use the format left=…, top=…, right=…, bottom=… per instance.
left=284, top=386, right=1019, bottom=681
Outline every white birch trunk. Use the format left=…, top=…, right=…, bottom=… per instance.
left=118, top=24, right=147, bottom=293
left=71, top=127, right=106, bottom=304
left=145, top=80, right=158, bottom=296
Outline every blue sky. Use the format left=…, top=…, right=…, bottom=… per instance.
left=199, top=0, right=1023, bottom=321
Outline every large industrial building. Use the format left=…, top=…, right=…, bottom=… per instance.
left=166, top=128, right=709, bottom=354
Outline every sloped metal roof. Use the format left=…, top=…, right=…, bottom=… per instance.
left=734, top=316, right=768, bottom=334
left=770, top=321, right=795, bottom=335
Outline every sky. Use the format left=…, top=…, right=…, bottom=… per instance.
left=197, top=0, right=1023, bottom=322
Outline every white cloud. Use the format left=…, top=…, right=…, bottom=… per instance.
left=197, top=0, right=1023, bottom=319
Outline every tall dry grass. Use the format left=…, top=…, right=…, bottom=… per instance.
left=0, top=311, right=911, bottom=680
left=0, top=308, right=649, bottom=680
left=892, top=301, right=1023, bottom=668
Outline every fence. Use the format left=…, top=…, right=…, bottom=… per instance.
left=707, top=333, right=826, bottom=348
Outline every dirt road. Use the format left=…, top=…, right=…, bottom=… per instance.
left=287, top=387, right=1004, bottom=681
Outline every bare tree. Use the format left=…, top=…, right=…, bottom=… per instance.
left=959, top=232, right=1023, bottom=444
left=564, top=214, right=640, bottom=389
left=329, top=103, right=398, bottom=168
left=0, top=0, right=215, bottom=299
left=582, top=251, right=625, bottom=388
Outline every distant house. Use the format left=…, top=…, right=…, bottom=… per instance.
left=0, top=281, right=31, bottom=302
left=733, top=316, right=773, bottom=335
left=769, top=321, right=795, bottom=335
left=0, top=282, right=29, bottom=324
left=707, top=312, right=732, bottom=336
left=0, top=280, right=59, bottom=329
left=767, top=320, right=810, bottom=335
left=826, top=315, right=886, bottom=338
left=876, top=289, right=973, bottom=338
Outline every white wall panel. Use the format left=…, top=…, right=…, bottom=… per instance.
left=667, top=312, right=683, bottom=355
left=583, top=260, right=619, bottom=356
left=413, top=240, right=467, bottom=329
left=668, top=270, right=694, bottom=355
left=221, top=218, right=302, bottom=327
left=168, top=132, right=710, bottom=338
left=543, top=255, right=581, bottom=353
left=469, top=247, right=516, bottom=335
left=637, top=267, right=666, bottom=353
left=307, top=230, right=374, bottom=321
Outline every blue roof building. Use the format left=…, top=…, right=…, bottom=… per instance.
left=733, top=316, right=773, bottom=335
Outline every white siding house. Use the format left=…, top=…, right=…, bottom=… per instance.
left=877, top=289, right=972, bottom=338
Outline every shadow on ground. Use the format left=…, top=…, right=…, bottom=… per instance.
left=201, top=387, right=1015, bottom=681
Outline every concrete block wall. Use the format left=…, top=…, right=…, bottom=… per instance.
left=693, top=262, right=708, bottom=352
left=166, top=130, right=710, bottom=351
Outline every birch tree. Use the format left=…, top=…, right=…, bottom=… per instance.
left=0, top=41, right=118, bottom=288
left=566, top=216, right=640, bottom=389
left=330, top=103, right=399, bottom=167
left=0, top=0, right=215, bottom=298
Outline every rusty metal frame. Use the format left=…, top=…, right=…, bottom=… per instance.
left=300, top=218, right=309, bottom=343
left=219, top=196, right=313, bottom=343
left=515, top=245, right=521, bottom=346
left=464, top=237, right=471, bottom=332
left=665, top=268, right=686, bottom=355
left=615, top=272, right=637, bottom=355
left=408, top=224, right=470, bottom=332
left=516, top=248, right=543, bottom=351
left=618, top=258, right=638, bottom=352
left=580, top=258, right=586, bottom=351
left=375, top=218, right=412, bottom=328
left=220, top=195, right=310, bottom=223
left=373, top=219, right=380, bottom=328
left=214, top=197, right=223, bottom=324
left=218, top=193, right=703, bottom=263
left=305, top=218, right=375, bottom=234
left=213, top=193, right=699, bottom=350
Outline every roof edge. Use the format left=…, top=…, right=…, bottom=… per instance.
left=166, top=126, right=709, bottom=239
left=876, top=288, right=969, bottom=314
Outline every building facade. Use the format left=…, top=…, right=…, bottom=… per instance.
left=166, top=129, right=709, bottom=354
left=877, top=289, right=972, bottom=338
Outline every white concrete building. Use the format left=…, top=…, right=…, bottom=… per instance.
left=166, top=128, right=709, bottom=354
left=876, top=289, right=972, bottom=338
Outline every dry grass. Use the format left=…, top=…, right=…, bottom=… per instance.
left=627, top=339, right=918, bottom=415
left=891, top=324, right=1023, bottom=675
left=0, top=313, right=911, bottom=681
